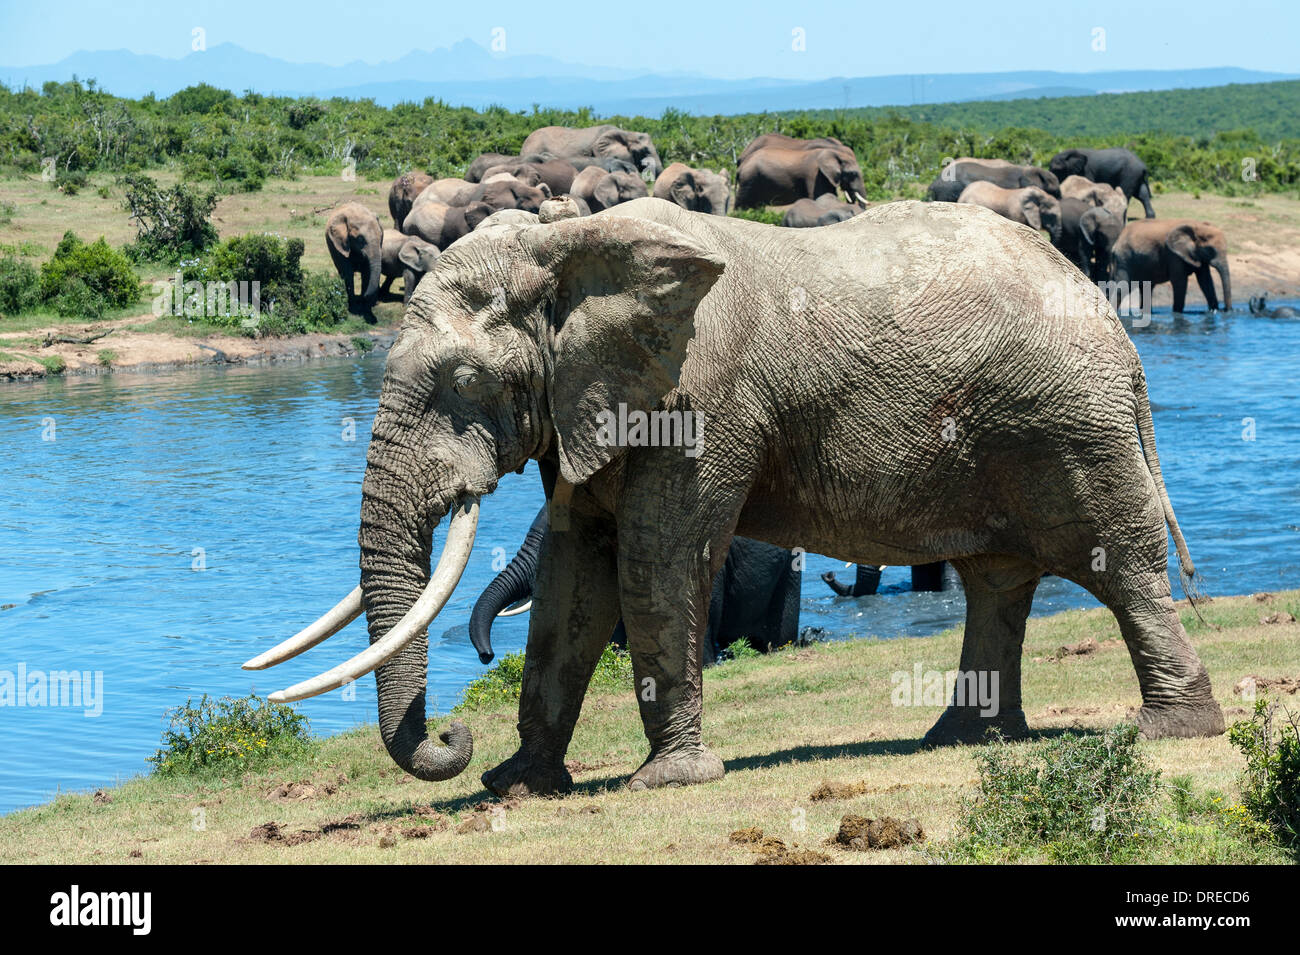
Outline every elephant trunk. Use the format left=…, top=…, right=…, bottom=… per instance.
left=468, top=506, right=547, bottom=664
left=358, top=462, right=474, bottom=782
left=363, top=248, right=382, bottom=306
left=1215, top=259, right=1232, bottom=311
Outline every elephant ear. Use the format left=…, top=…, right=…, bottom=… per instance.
left=816, top=151, right=844, bottom=193
left=669, top=172, right=696, bottom=209
left=1166, top=225, right=1201, bottom=267
left=521, top=215, right=726, bottom=485
left=1021, top=199, right=1043, bottom=232
left=591, top=129, right=630, bottom=162
left=592, top=174, right=620, bottom=211
left=398, top=238, right=437, bottom=271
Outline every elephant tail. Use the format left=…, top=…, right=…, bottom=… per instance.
left=1132, top=364, right=1195, bottom=580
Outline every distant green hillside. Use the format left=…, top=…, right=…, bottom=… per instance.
left=1, top=78, right=1296, bottom=200
left=835, top=80, right=1300, bottom=140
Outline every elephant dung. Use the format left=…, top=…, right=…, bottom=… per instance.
left=831, top=814, right=925, bottom=850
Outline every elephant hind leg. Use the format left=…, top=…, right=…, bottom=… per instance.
left=921, top=556, right=1042, bottom=747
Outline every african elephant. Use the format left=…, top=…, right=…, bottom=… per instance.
left=250, top=196, right=1223, bottom=793
left=958, top=181, right=1062, bottom=243
left=403, top=193, right=493, bottom=250
left=388, top=171, right=434, bottom=233
left=1054, top=198, right=1124, bottom=282
left=1248, top=295, right=1298, bottom=318
left=653, top=163, right=730, bottom=216
left=455, top=176, right=551, bottom=214
left=928, top=160, right=1061, bottom=203
left=570, top=165, right=649, bottom=212
left=465, top=153, right=534, bottom=183
left=736, top=145, right=868, bottom=208
left=424, top=178, right=475, bottom=205
left=821, top=562, right=959, bottom=596
left=469, top=506, right=800, bottom=667
left=1050, top=148, right=1155, bottom=218
left=782, top=194, right=865, bottom=228
left=1110, top=219, right=1232, bottom=313
left=1060, top=175, right=1128, bottom=221
left=739, top=133, right=850, bottom=165
left=380, top=230, right=441, bottom=305
left=325, top=202, right=382, bottom=314
left=483, top=159, right=578, bottom=197
left=521, top=125, right=663, bottom=180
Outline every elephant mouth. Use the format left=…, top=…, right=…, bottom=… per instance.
left=244, top=496, right=481, bottom=702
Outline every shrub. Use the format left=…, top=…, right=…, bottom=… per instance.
left=122, top=174, right=219, bottom=262
left=943, top=723, right=1162, bottom=863
left=455, top=644, right=634, bottom=713
left=38, top=232, right=139, bottom=318
left=1228, top=699, right=1300, bottom=849
left=719, top=638, right=761, bottom=661
left=149, top=694, right=311, bottom=777
left=729, top=207, right=785, bottom=226
left=55, top=167, right=88, bottom=195
left=0, top=256, right=42, bottom=314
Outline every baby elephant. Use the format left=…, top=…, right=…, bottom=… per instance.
left=1248, top=295, right=1298, bottom=318
left=380, top=230, right=440, bottom=305
left=325, top=202, right=383, bottom=314
left=958, top=181, right=1062, bottom=242
left=783, top=194, right=865, bottom=228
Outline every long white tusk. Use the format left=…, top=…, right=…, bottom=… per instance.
left=267, top=498, right=480, bottom=703
left=242, top=586, right=364, bottom=671
left=497, top=598, right=532, bottom=618
left=853, top=192, right=869, bottom=206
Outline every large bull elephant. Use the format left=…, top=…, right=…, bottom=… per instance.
left=469, top=506, right=800, bottom=666
left=1110, top=219, right=1232, bottom=314
left=1049, top=148, right=1155, bottom=219
left=520, top=125, right=663, bottom=180
left=325, top=202, right=383, bottom=314
left=247, top=197, right=1224, bottom=794
left=928, top=160, right=1060, bottom=203
left=736, top=145, right=868, bottom=208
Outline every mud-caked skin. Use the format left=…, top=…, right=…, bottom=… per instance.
left=355, top=197, right=1224, bottom=796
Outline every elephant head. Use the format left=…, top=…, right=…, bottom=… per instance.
left=1018, top=188, right=1062, bottom=243
left=396, top=235, right=441, bottom=305
left=1020, top=166, right=1062, bottom=199
left=573, top=166, right=649, bottom=212
left=654, top=163, right=731, bottom=216
left=1078, top=207, right=1123, bottom=282
left=592, top=128, right=663, bottom=180
left=1048, top=150, right=1088, bottom=181
left=814, top=148, right=869, bottom=205
left=251, top=211, right=725, bottom=781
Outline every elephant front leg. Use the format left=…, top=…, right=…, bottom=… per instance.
left=481, top=501, right=620, bottom=797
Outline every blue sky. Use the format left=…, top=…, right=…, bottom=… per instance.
left=0, top=0, right=1295, bottom=79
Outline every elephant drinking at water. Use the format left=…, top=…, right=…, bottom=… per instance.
left=247, top=197, right=1224, bottom=795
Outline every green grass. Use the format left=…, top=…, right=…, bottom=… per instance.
left=1, top=590, right=1296, bottom=864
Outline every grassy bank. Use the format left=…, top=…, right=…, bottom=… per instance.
left=3, top=591, right=1297, bottom=864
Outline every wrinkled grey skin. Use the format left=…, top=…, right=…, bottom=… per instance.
left=353, top=196, right=1223, bottom=793
left=929, top=160, right=1061, bottom=203
left=389, top=171, right=434, bottom=233
left=736, top=145, right=868, bottom=208
left=452, top=177, right=551, bottom=214
left=783, top=194, right=865, bottom=228
left=469, top=506, right=800, bottom=666
left=653, top=163, right=731, bottom=216
left=958, top=181, right=1062, bottom=244
left=570, top=165, right=649, bottom=212
left=381, top=230, right=441, bottom=305
left=521, top=124, right=663, bottom=180
left=1055, top=199, right=1124, bottom=282
left=325, top=202, right=383, bottom=313
left=1110, top=219, right=1232, bottom=313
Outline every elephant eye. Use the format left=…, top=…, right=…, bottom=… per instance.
left=452, top=365, right=479, bottom=395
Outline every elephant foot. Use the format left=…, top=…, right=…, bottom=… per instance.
left=921, top=706, right=1029, bottom=747
left=628, top=745, right=724, bottom=791
left=1136, top=701, right=1225, bottom=739
left=481, top=748, right=572, bottom=797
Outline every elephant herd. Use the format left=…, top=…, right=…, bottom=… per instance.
left=928, top=148, right=1233, bottom=313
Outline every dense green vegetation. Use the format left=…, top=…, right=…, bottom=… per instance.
left=2, top=77, right=1297, bottom=199
left=148, top=694, right=312, bottom=778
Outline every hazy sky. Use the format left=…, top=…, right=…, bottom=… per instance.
left=0, top=0, right=1295, bottom=79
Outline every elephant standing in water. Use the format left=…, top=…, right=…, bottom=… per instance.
left=1110, top=219, right=1232, bottom=314
left=1049, top=148, right=1156, bottom=219
left=822, top=562, right=959, bottom=596
left=249, top=197, right=1223, bottom=794
left=325, top=202, right=383, bottom=314
left=470, top=506, right=800, bottom=666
